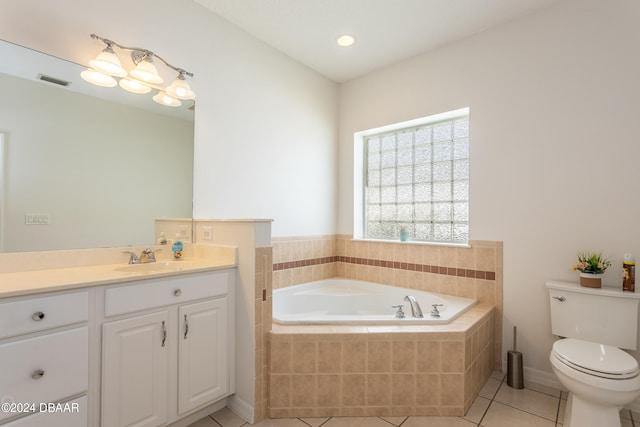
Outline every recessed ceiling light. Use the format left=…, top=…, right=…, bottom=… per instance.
left=336, top=34, right=356, bottom=47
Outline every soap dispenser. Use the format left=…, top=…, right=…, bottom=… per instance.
left=171, top=234, right=183, bottom=259
left=157, top=232, right=167, bottom=245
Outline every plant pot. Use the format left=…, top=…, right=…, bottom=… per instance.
left=580, top=273, right=602, bottom=288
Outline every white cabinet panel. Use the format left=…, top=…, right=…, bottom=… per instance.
left=102, top=312, right=169, bottom=427
left=178, top=298, right=228, bottom=415
left=0, top=327, right=88, bottom=423
left=105, top=271, right=229, bottom=317
left=0, top=292, right=88, bottom=340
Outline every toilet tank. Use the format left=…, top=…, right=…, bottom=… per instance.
left=546, top=280, right=640, bottom=350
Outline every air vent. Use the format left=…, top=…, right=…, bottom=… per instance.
left=38, top=74, right=71, bottom=87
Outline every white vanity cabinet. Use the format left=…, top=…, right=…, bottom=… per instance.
left=101, top=270, right=232, bottom=427
left=0, top=291, right=89, bottom=426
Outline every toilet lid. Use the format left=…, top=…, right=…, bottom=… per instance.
left=553, top=339, right=639, bottom=379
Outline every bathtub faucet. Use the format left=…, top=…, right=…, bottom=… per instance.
left=404, top=295, right=424, bottom=318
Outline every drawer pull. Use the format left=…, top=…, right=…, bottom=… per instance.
left=31, top=369, right=45, bottom=380
left=32, top=312, right=45, bottom=321
left=173, top=289, right=182, bottom=297
left=161, top=321, right=167, bottom=347
left=184, top=314, right=189, bottom=339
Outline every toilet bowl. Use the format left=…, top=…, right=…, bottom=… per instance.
left=550, top=339, right=640, bottom=427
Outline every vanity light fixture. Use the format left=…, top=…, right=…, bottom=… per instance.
left=81, top=34, right=195, bottom=107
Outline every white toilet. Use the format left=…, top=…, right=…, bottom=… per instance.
left=547, top=280, right=640, bottom=427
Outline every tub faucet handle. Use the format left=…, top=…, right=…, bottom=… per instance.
left=392, top=304, right=405, bottom=319
left=430, top=303, right=444, bottom=317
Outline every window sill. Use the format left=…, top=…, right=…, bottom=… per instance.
left=351, top=237, right=471, bottom=249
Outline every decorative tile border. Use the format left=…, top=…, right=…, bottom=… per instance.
left=273, top=255, right=495, bottom=281
left=273, top=256, right=338, bottom=271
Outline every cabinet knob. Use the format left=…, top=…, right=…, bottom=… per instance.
left=32, top=312, right=45, bottom=321
left=173, top=289, right=182, bottom=297
left=31, top=369, right=45, bottom=379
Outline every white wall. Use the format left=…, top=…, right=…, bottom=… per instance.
left=0, top=0, right=338, bottom=239
left=338, top=0, right=640, bottom=384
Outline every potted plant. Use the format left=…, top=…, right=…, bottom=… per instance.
left=571, top=251, right=611, bottom=288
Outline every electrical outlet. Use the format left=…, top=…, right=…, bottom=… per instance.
left=202, top=227, right=212, bottom=241
left=179, top=226, right=189, bottom=237
left=25, top=213, right=50, bottom=225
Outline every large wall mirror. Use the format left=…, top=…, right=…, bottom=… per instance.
left=0, top=40, right=194, bottom=253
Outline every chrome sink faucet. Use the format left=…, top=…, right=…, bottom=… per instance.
left=404, top=295, right=424, bottom=318
left=123, top=248, right=160, bottom=264
left=139, top=248, right=159, bottom=263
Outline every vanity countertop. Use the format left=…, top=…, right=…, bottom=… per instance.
left=0, top=258, right=236, bottom=299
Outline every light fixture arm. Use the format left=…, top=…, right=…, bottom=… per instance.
left=90, top=34, right=194, bottom=78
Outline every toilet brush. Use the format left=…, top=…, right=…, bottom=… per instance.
left=507, top=326, right=524, bottom=389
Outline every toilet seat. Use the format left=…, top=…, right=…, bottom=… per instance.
left=552, top=339, right=639, bottom=380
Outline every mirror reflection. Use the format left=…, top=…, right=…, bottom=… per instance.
left=0, top=40, right=194, bottom=253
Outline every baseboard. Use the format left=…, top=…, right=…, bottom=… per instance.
left=501, top=360, right=640, bottom=412
left=500, top=356, right=562, bottom=390
left=227, top=394, right=254, bottom=423
left=522, top=366, right=563, bottom=390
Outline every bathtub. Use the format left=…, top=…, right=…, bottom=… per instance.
left=272, top=278, right=477, bottom=325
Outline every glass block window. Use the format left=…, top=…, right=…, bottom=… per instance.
left=364, top=113, right=469, bottom=243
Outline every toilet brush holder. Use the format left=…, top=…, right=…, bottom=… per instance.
left=507, top=326, right=524, bottom=389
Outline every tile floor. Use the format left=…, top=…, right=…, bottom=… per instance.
left=188, top=371, right=639, bottom=427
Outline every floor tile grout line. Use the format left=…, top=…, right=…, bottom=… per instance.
left=317, top=416, right=332, bottom=427
left=378, top=416, right=406, bottom=426
left=476, top=375, right=505, bottom=426
left=207, top=414, right=224, bottom=427
left=554, top=393, right=562, bottom=427
left=298, top=417, right=314, bottom=427
left=493, top=400, right=559, bottom=424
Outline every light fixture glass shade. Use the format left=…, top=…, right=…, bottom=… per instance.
left=119, top=78, right=152, bottom=94
left=336, top=34, right=356, bottom=47
left=166, top=76, right=195, bottom=100
left=130, top=58, right=163, bottom=84
left=153, top=91, right=181, bottom=107
left=81, top=68, right=117, bottom=87
left=89, top=49, right=127, bottom=77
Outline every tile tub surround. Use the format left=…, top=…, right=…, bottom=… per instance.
left=255, top=246, right=274, bottom=422
left=272, top=236, right=503, bottom=371
left=267, top=304, right=495, bottom=418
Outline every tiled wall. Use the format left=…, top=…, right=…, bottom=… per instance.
left=266, top=235, right=503, bottom=420
left=255, top=246, right=273, bottom=422
left=268, top=305, right=495, bottom=418
left=272, top=235, right=503, bottom=369
left=272, top=235, right=337, bottom=286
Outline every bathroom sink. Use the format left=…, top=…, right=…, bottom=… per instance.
left=114, top=261, right=195, bottom=273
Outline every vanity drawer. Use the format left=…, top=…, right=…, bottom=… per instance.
left=105, top=270, right=229, bottom=317
left=0, top=327, right=88, bottom=423
left=3, top=395, right=87, bottom=427
left=0, top=292, right=88, bottom=340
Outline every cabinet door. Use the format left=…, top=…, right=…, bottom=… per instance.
left=178, top=298, right=228, bottom=415
left=102, top=311, right=169, bottom=427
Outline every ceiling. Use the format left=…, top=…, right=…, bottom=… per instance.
left=195, top=0, right=562, bottom=83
